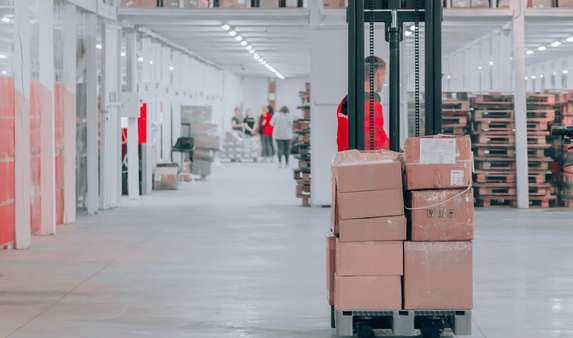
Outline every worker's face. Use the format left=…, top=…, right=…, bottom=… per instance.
left=376, top=68, right=386, bottom=92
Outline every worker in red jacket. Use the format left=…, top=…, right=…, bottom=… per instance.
left=337, top=56, right=389, bottom=151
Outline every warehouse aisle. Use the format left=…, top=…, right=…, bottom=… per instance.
left=1, top=163, right=573, bottom=338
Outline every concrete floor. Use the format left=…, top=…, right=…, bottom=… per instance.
left=1, top=162, right=573, bottom=338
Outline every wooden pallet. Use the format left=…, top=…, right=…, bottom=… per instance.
left=476, top=184, right=516, bottom=196
left=473, top=120, right=514, bottom=132
left=472, top=94, right=514, bottom=106
left=527, top=110, right=556, bottom=122
left=473, top=110, right=513, bottom=121
left=442, top=101, right=470, bottom=111
left=475, top=158, right=514, bottom=170
left=442, top=127, right=467, bottom=135
left=474, top=171, right=547, bottom=184
left=529, top=195, right=557, bottom=208
left=474, top=134, right=514, bottom=144
left=475, top=146, right=514, bottom=158
left=527, top=134, right=549, bottom=145
left=527, top=120, right=550, bottom=131
left=443, top=109, right=470, bottom=117
left=443, top=115, right=467, bottom=127
left=527, top=94, right=556, bottom=106
left=529, top=184, right=555, bottom=196
left=476, top=196, right=517, bottom=208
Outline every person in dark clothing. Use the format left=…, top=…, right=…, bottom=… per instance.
left=271, top=106, right=294, bottom=168
left=243, top=109, right=256, bottom=136
left=231, top=107, right=243, bottom=132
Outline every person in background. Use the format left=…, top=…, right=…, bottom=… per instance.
left=271, top=106, right=295, bottom=168
left=260, top=105, right=275, bottom=161
left=243, top=109, right=256, bottom=136
left=336, top=56, right=389, bottom=151
left=231, top=107, right=243, bottom=132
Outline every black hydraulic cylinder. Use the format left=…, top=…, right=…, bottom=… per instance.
left=389, top=22, right=400, bottom=151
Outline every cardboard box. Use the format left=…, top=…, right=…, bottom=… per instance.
left=333, top=149, right=402, bottom=193
left=121, top=0, right=157, bottom=7
left=470, top=0, right=490, bottom=7
left=404, top=135, right=473, bottom=191
left=327, top=234, right=336, bottom=305
left=408, top=189, right=474, bottom=241
left=337, top=189, right=404, bottom=220
left=153, top=164, right=179, bottom=190
left=558, top=0, right=573, bottom=6
left=404, top=241, right=472, bottom=310
left=335, top=275, right=402, bottom=310
left=323, top=0, right=346, bottom=8
left=218, top=0, right=248, bottom=7
left=338, top=215, right=406, bottom=241
left=529, top=0, right=554, bottom=7
left=404, top=135, right=472, bottom=164
left=181, top=0, right=210, bottom=7
left=336, top=240, right=403, bottom=276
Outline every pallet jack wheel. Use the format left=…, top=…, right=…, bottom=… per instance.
left=356, top=324, right=374, bottom=338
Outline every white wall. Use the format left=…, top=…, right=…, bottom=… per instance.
left=241, top=76, right=268, bottom=120
left=276, top=77, right=310, bottom=119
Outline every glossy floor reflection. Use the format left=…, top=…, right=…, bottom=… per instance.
left=1, top=162, right=573, bottom=338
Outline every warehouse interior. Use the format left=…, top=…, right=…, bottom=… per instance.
left=1, top=1, right=573, bottom=337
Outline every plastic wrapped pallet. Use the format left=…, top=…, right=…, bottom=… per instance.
left=121, top=0, right=157, bottom=7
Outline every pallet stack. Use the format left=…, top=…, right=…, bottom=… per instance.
left=471, top=94, right=518, bottom=207
left=525, top=93, right=557, bottom=208
left=293, top=82, right=311, bottom=207
left=442, top=92, right=470, bottom=135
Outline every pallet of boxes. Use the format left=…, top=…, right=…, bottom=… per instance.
left=327, top=135, right=473, bottom=337
left=293, top=82, right=312, bottom=207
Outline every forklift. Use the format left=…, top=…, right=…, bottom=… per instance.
left=333, top=1, right=472, bottom=337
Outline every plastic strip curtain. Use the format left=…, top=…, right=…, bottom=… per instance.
left=0, top=76, right=16, bottom=247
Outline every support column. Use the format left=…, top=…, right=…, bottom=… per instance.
left=86, top=14, right=99, bottom=215
left=39, top=0, right=56, bottom=235
left=63, top=3, right=77, bottom=224
left=512, top=0, right=529, bottom=208
left=14, top=0, right=32, bottom=249
left=125, top=29, right=140, bottom=200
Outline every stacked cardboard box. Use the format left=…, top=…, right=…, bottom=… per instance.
left=403, top=135, right=474, bottom=310
left=328, top=150, right=405, bottom=310
left=548, top=92, right=573, bottom=207
left=442, top=92, right=470, bottom=136
left=293, top=82, right=312, bottom=207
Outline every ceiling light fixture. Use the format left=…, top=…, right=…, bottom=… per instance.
left=169, top=66, right=175, bottom=71
left=221, top=24, right=231, bottom=31
left=489, top=61, right=494, bottom=66
left=96, top=44, right=103, bottom=49
left=563, top=70, right=569, bottom=74
left=249, top=49, right=255, bottom=54
left=537, top=46, right=547, bottom=51
left=531, top=75, right=537, bottom=79
left=235, top=35, right=243, bottom=42
left=228, top=30, right=237, bottom=37
left=1, top=17, right=10, bottom=23
left=404, top=31, right=412, bottom=37
left=246, top=45, right=253, bottom=50
left=240, top=41, right=248, bottom=46
left=1, top=70, right=7, bottom=75
left=253, top=53, right=260, bottom=60
left=149, top=60, right=153, bottom=65
left=540, top=74, right=544, bottom=78
left=409, top=25, right=416, bottom=31
left=566, top=36, right=573, bottom=43
left=120, top=51, right=126, bottom=57
left=477, top=66, right=483, bottom=70
left=526, top=50, right=534, bottom=55
left=551, top=41, right=562, bottom=47
left=0, top=54, right=7, bottom=59
left=137, top=57, right=144, bottom=62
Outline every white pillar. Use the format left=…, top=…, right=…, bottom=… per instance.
left=125, top=29, right=139, bottom=200
left=512, top=0, right=529, bottom=209
left=86, top=14, right=99, bottom=215
left=14, top=0, right=32, bottom=249
left=39, top=0, right=56, bottom=235
left=63, top=4, right=77, bottom=224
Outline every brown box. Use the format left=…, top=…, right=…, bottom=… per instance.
left=338, top=215, right=406, bottom=241
left=404, top=135, right=473, bottom=191
left=408, top=189, right=474, bottom=241
left=529, top=0, right=554, bottom=7
left=337, top=189, right=404, bottom=220
left=404, top=241, right=472, bottom=310
left=336, top=240, right=403, bottom=276
left=558, top=0, right=573, bottom=6
left=218, top=0, right=248, bottom=7
left=333, top=149, right=402, bottom=193
left=323, top=0, right=346, bottom=8
left=335, top=275, right=402, bottom=310
left=121, top=0, right=157, bottom=7
left=326, top=234, right=336, bottom=305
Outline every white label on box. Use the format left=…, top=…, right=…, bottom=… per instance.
left=420, top=139, right=456, bottom=164
left=451, top=170, right=465, bottom=186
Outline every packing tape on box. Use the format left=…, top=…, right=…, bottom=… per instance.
left=404, top=184, right=473, bottom=211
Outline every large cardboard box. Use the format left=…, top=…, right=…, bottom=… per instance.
left=338, top=215, right=406, bottom=241
left=326, top=234, right=336, bottom=305
left=121, top=0, right=157, bottom=7
left=529, top=0, right=554, bottom=7
left=558, top=0, right=573, bottom=6
left=323, top=0, right=346, bottom=8
left=404, top=241, right=473, bottom=310
left=404, top=135, right=473, bottom=191
left=333, top=149, right=402, bottom=193
left=408, top=189, right=474, bottom=241
left=336, top=240, right=403, bottom=276
left=335, top=275, right=402, bottom=310
left=337, top=189, right=404, bottom=220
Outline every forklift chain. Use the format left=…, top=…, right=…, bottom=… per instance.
left=369, top=0, right=375, bottom=149
left=414, top=14, right=421, bottom=137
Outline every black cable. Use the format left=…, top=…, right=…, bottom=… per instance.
left=414, top=16, right=421, bottom=137
left=369, top=0, right=375, bottom=149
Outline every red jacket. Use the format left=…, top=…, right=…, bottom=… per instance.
left=336, top=94, right=389, bottom=151
left=262, top=113, right=273, bottom=137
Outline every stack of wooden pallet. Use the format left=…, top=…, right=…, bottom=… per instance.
left=526, top=93, right=557, bottom=208
left=442, top=92, right=470, bottom=135
left=471, top=94, right=518, bottom=207
left=293, top=82, right=311, bottom=207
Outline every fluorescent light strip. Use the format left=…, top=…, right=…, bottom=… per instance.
left=567, top=36, right=573, bottom=43
left=537, top=46, right=547, bottom=51
left=221, top=24, right=230, bottom=31
left=551, top=41, right=562, bottom=47
left=526, top=50, right=534, bottom=55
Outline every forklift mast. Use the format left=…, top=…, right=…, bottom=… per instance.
left=347, top=0, right=443, bottom=151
